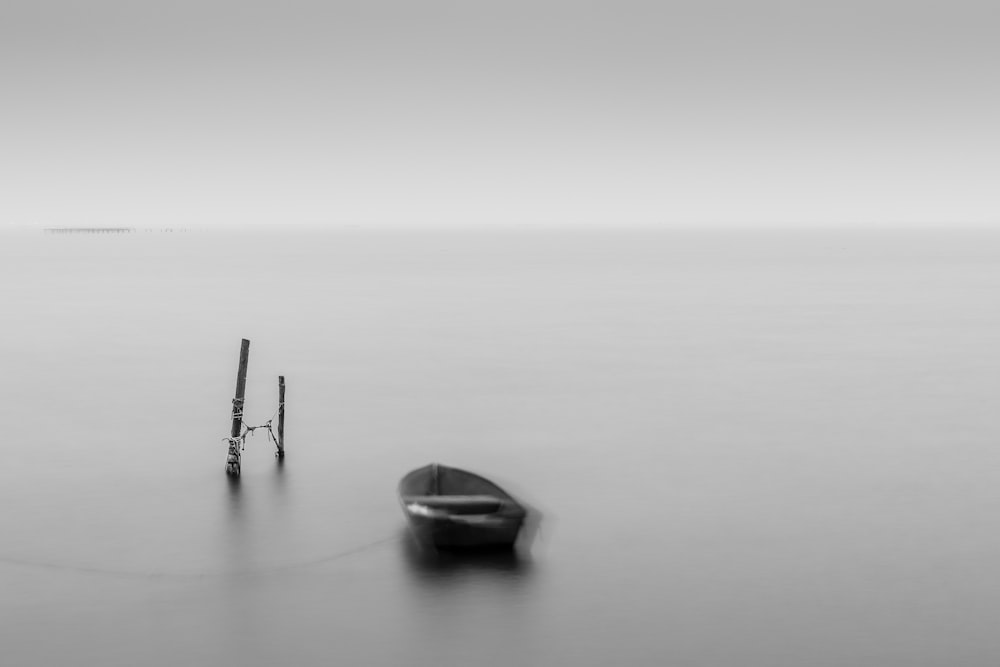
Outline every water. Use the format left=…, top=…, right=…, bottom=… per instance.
left=1, top=228, right=999, bottom=666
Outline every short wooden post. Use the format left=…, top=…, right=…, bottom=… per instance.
left=226, top=339, right=250, bottom=476
left=277, top=375, right=286, bottom=458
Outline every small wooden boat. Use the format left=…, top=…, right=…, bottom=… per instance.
left=398, top=463, right=527, bottom=550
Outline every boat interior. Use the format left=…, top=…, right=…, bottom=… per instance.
left=400, top=464, right=511, bottom=514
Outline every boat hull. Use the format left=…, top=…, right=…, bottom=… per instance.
left=399, top=463, right=527, bottom=550
left=403, top=512, right=524, bottom=550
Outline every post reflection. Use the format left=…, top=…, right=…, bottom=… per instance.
left=272, top=454, right=287, bottom=497
left=225, top=474, right=242, bottom=520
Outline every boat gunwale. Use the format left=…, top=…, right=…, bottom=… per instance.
left=398, top=463, right=527, bottom=519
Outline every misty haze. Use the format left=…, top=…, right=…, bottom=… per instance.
left=2, top=0, right=1000, bottom=665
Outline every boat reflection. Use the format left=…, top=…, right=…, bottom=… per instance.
left=399, top=529, right=533, bottom=583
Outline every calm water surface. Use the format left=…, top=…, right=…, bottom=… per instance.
left=1, top=229, right=999, bottom=666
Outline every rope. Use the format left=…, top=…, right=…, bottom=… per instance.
left=0, top=535, right=403, bottom=581
left=222, top=402, right=282, bottom=451
left=221, top=420, right=278, bottom=451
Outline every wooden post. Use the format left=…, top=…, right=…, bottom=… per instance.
left=226, top=339, right=250, bottom=476
left=277, top=375, right=285, bottom=458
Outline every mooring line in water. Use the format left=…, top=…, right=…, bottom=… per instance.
left=228, top=535, right=403, bottom=577
left=0, top=534, right=403, bottom=581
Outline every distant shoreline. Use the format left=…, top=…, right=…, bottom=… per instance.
left=43, top=228, right=186, bottom=234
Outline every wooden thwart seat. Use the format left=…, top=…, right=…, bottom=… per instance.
left=402, top=494, right=504, bottom=515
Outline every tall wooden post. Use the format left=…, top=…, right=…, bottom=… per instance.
left=277, top=375, right=286, bottom=458
left=226, top=339, right=250, bottom=476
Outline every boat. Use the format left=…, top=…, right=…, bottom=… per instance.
left=398, top=463, right=527, bottom=550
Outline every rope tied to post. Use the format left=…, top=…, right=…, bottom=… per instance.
left=241, top=419, right=279, bottom=449
left=222, top=418, right=279, bottom=452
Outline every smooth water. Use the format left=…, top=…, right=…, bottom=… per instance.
left=1, top=229, right=999, bottom=666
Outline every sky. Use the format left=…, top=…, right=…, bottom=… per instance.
left=2, top=0, right=998, bottom=229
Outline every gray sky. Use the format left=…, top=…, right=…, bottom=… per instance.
left=2, top=0, right=997, bottom=229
